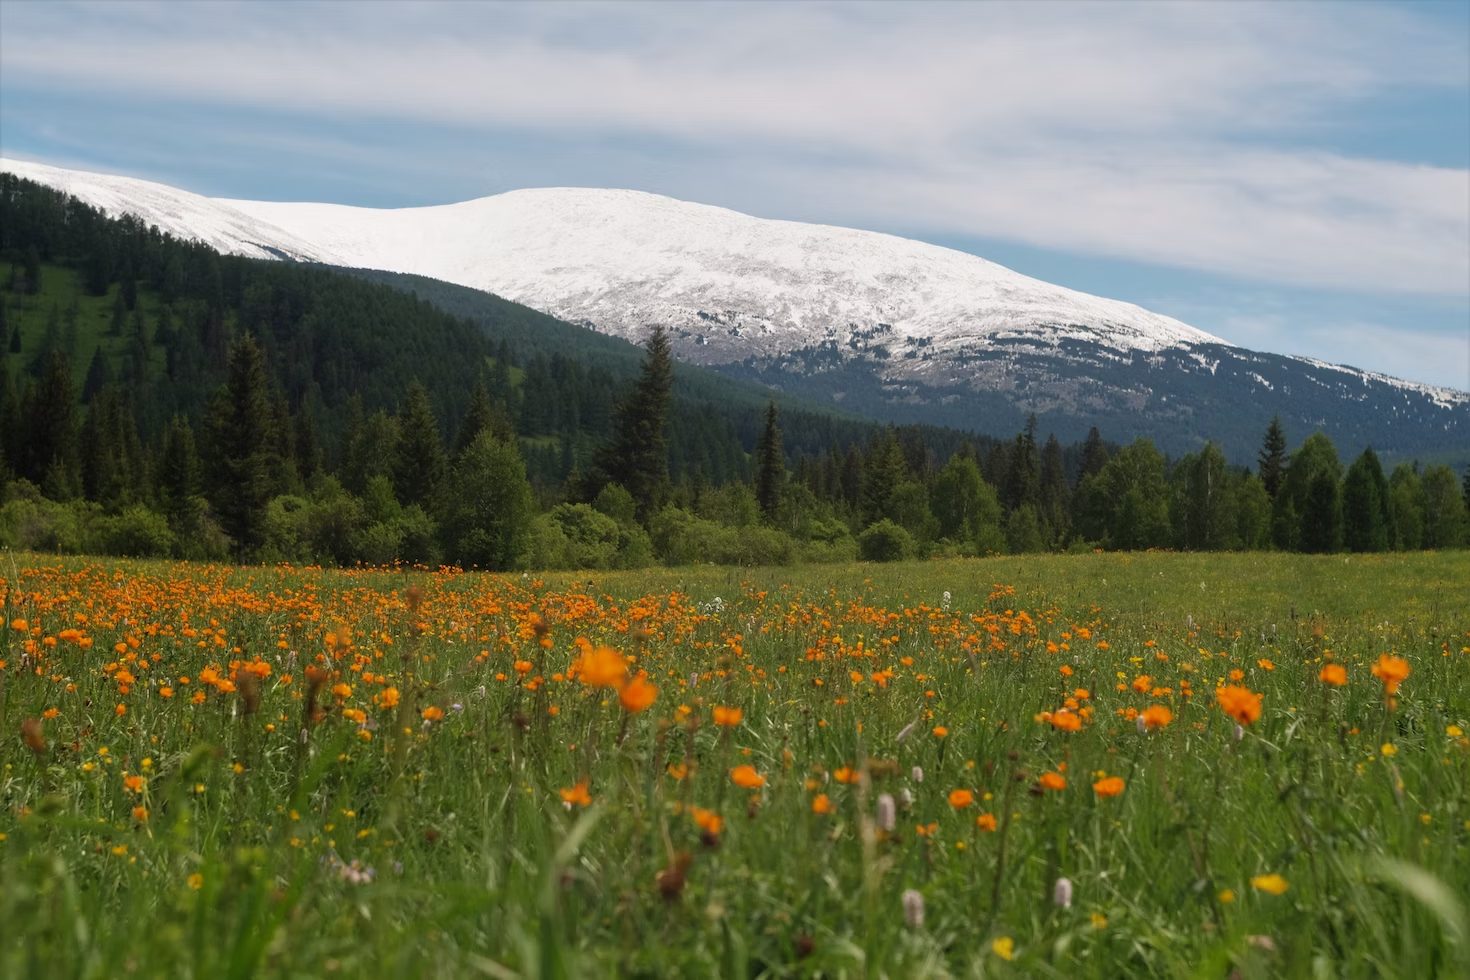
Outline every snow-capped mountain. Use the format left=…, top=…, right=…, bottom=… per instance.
left=3, top=157, right=1466, bottom=458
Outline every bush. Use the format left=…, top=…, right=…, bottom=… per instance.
left=98, top=506, right=175, bottom=557
left=858, top=520, right=914, bottom=562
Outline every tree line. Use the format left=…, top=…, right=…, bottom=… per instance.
left=1, top=173, right=1466, bottom=568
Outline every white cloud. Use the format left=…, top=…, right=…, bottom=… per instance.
left=2, top=0, right=1467, bottom=296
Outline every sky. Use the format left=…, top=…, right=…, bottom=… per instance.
left=2, top=0, right=1467, bottom=390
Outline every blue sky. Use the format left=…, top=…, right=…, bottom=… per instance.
left=2, top=0, right=1467, bottom=389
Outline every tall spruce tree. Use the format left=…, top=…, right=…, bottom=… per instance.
left=754, top=401, right=785, bottom=523
left=26, top=349, right=81, bottom=497
left=207, top=334, right=275, bottom=557
left=1079, top=426, right=1108, bottom=480
left=157, top=416, right=201, bottom=522
left=1258, top=417, right=1287, bottom=498
left=595, top=325, right=673, bottom=519
left=1342, top=448, right=1390, bottom=552
left=394, top=380, right=446, bottom=506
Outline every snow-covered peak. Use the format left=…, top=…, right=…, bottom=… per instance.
left=219, top=184, right=1226, bottom=356
left=4, top=157, right=1219, bottom=357
left=4, top=157, right=1464, bottom=413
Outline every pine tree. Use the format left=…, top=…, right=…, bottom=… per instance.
left=860, top=430, right=907, bottom=526
left=1079, top=426, right=1108, bottom=480
left=394, top=381, right=446, bottom=506
left=26, top=349, right=80, bottom=496
left=207, top=334, right=275, bottom=557
left=1258, top=417, right=1287, bottom=498
left=455, top=380, right=496, bottom=456
left=157, top=416, right=201, bottom=521
left=1342, top=448, right=1389, bottom=552
left=594, top=326, right=673, bottom=519
left=1002, top=415, right=1040, bottom=513
left=754, top=401, right=785, bottom=523
left=1038, top=434, right=1069, bottom=544
left=82, top=346, right=112, bottom=403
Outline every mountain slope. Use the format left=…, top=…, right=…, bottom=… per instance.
left=4, top=156, right=1464, bottom=461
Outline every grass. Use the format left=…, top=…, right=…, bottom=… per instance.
left=1, top=550, right=1467, bottom=978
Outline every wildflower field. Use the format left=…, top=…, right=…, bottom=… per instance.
left=2, top=551, right=1468, bottom=978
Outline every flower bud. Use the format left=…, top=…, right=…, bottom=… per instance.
left=902, top=889, right=925, bottom=928
left=1053, top=876, right=1073, bottom=909
left=876, top=793, right=896, bottom=832
left=911, top=765, right=924, bottom=783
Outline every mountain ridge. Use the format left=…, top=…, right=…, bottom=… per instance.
left=3, top=156, right=1465, bottom=462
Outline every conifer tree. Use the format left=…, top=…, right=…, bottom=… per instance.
left=860, top=430, right=907, bottom=526
left=754, top=401, right=785, bottom=523
left=1038, top=434, right=1069, bottom=543
left=207, top=334, right=275, bottom=556
left=26, top=349, right=80, bottom=496
left=595, top=326, right=673, bottom=519
left=1079, top=426, right=1108, bottom=480
left=1258, top=417, right=1287, bottom=498
left=394, top=381, right=446, bottom=506
left=1003, top=415, right=1040, bottom=512
left=82, top=346, right=112, bottom=403
left=1342, top=448, right=1389, bottom=552
left=157, top=416, right=201, bottom=521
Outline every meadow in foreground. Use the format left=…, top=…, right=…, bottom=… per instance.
left=2, top=551, right=1467, bottom=978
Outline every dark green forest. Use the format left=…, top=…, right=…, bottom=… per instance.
left=2, top=174, right=1467, bottom=568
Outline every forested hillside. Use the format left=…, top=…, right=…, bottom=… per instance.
left=2, top=174, right=1467, bottom=568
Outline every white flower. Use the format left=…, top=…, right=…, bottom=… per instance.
left=1053, top=877, right=1073, bottom=909
left=911, top=765, right=924, bottom=784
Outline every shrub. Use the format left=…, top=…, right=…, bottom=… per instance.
left=858, top=520, right=914, bottom=562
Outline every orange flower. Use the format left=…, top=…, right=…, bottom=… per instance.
left=123, top=774, right=146, bottom=794
left=730, top=764, right=765, bottom=789
left=1140, top=704, right=1173, bottom=731
left=618, top=674, right=658, bottom=713
left=690, top=806, right=724, bottom=835
left=1048, top=710, right=1082, bottom=732
left=666, top=761, right=689, bottom=781
left=421, top=705, right=445, bottom=722
left=932, top=725, right=949, bottom=738
left=559, top=781, right=592, bottom=807
left=811, top=793, right=834, bottom=815
left=574, top=644, right=628, bottom=688
left=1092, top=776, right=1125, bottom=798
left=1038, top=772, right=1066, bottom=792
left=833, top=766, right=859, bottom=784
left=712, top=705, right=743, bottom=727
left=1319, top=663, right=1347, bottom=687
left=1215, top=685, right=1262, bottom=726
left=1370, top=654, right=1410, bottom=695
left=976, top=812, right=998, bottom=832
left=377, top=686, right=400, bottom=709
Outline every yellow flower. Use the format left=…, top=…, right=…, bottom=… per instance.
left=991, top=936, right=1015, bottom=960
left=1380, top=743, right=1397, bottom=757
left=1218, top=888, right=1235, bottom=904
left=187, top=873, right=204, bottom=891
left=1250, top=874, right=1289, bottom=896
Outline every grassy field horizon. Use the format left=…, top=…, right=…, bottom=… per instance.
left=3, top=549, right=1467, bottom=977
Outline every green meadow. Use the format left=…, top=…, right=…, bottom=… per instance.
left=2, top=550, right=1467, bottom=978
